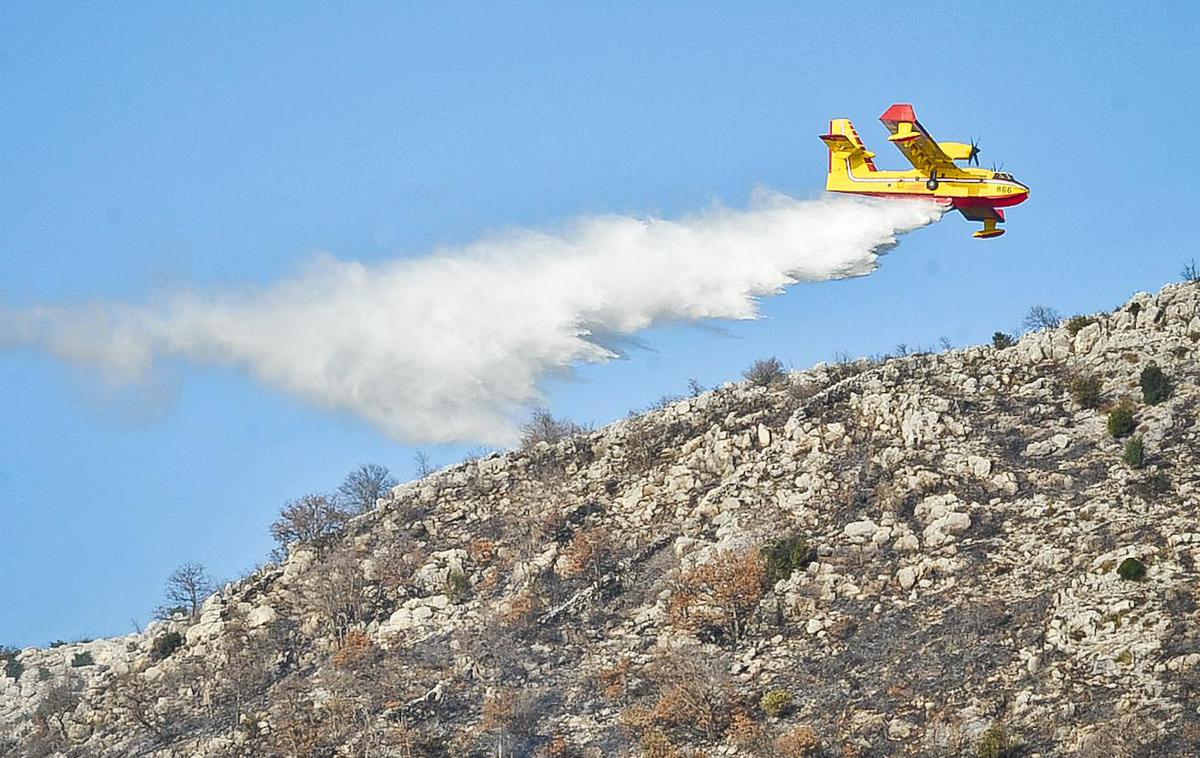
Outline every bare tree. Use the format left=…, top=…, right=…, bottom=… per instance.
left=412, top=451, right=435, bottom=480
left=270, top=493, right=349, bottom=552
left=337, top=463, right=398, bottom=514
left=1023, top=305, right=1062, bottom=331
left=157, top=562, right=215, bottom=621
left=687, top=378, right=705, bottom=397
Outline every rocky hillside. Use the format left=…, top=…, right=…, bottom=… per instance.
left=4, top=282, right=1200, bottom=757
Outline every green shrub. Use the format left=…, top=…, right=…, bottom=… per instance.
left=1117, top=557, right=1146, bottom=581
left=760, top=688, right=794, bottom=718
left=992, top=331, right=1016, bottom=349
left=1140, top=364, right=1171, bottom=405
left=976, top=724, right=1019, bottom=758
left=744, top=357, right=786, bottom=387
left=1069, top=374, right=1103, bottom=409
left=445, top=570, right=470, bottom=604
left=1066, top=315, right=1097, bottom=336
left=70, top=651, right=94, bottom=667
left=150, top=631, right=184, bottom=661
left=1, top=647, right=22, bottom=681
left=48, top=639, right=67, bottom=648
left=1107, top=401, right=1135, bottom=438
left=762, top=535, right=814, bottom=584
left=1127, top=302, right=1142, bottom=317
left=1123, top=436, right=1145, bottom=468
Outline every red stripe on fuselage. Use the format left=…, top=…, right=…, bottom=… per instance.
left=830, top=189, right=1028, bottom=208
left=951, top=192, right=1029, bottom=209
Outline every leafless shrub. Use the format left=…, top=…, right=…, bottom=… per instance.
left=337, top=463, right=398, bottom=514
left=331, top=629, right=378, bottom=671
left=481, top=688, right=545, bottom=742
left=774, top=725, right=822, bottom=757
left=634, top=648, right=735, bottom=742
left=1182, top=258, right=1200, bottom=283
left=1023, top=305, right=1062, bottom=331
left=596, top=658, right=634, bottom=702
left=304, top=548, right=371, bottom=645
left=270, top=493, right=350, bottom=552
left=469, top=538, right=497, bottom=565
left=500, top=587, right=544, bottom=632
left=623, top=415, right=665, bottom=472
left=372, top=538, right=424, bottom=594
left=413, top=450, right=435, bottom=480
left=785, top=379, right=821, bottom=406
left=270, top=675, right=329, bottom=756
left=200, top=612, right=279, bottom=731
left=725, top=709, right=767, bottom=750
left=521, top=408, right=587, bottom=449
left=109, top=665, right=205, bottom=744
left=31, top=677, right=81, bottom=749
left=743, top=356, right=786, bottom=387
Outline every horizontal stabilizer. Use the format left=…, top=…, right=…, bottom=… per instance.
left=819, top=133, right=853, bottom=147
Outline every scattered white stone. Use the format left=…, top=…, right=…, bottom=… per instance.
left=844, top=519, right=879, bottom=539
left=246, top=606, right=277, bottom=629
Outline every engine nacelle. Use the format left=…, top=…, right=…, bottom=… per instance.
left=938, top=142, right=975, bottom=161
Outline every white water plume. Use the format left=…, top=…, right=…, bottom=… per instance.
left=1, top=192, right=943, bottom=444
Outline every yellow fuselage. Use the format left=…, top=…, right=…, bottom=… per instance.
left=826, top=163, right=1029, bottom=209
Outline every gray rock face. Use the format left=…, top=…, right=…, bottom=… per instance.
left=4, top=282, right=1200, bottom=756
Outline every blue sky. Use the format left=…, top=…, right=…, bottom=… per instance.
left=2, top=3, right=1198, bottom=646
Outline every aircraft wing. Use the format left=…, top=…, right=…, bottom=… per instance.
left=879, top=104, right=959, bottom=175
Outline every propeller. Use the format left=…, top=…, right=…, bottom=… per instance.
left=968, top=136, right=982, bottom=166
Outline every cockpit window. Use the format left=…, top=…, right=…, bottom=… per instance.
left=993, top=172, right=1014, bottom=181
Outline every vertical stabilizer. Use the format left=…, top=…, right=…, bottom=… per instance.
left=820, top=118, right=877, bottom=185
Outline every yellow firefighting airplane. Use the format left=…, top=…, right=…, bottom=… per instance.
left=821, top=104, right=1029, bottom=238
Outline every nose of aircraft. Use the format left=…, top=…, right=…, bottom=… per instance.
left=1006, top=179, right=1030, bottom=206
